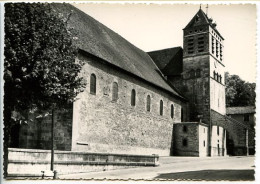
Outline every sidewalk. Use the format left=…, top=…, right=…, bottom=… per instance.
left=59, top=156, right=255, bottom=180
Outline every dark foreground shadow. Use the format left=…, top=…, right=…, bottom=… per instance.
left=154, top=169, right=255, bottom=181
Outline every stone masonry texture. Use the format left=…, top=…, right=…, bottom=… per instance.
left=71, top=53, right=187, bottom=156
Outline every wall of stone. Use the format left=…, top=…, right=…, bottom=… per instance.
left=8, top=148, right=159, bottom=176
left=172, top=123, right=199, bottom=156
left=211, top=110, right=248, bottom=156
left=228, top=113, right=255, bottom=154
left=19, top=107, right=73, bottom=151
left=180, top=55, right=211, bottom=124
left=72, top=53, right=186, bottom=156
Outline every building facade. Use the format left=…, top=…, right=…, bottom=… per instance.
left=13, top=4, right=253, bottom=157
left=226, top=106, right=255, bottom=155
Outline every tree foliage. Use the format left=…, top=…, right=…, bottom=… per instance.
left=225, top=72, right=256, bottom=107
left=5, top=3, right=85, bottom=112
left=4, top=3, right=86, bottom=177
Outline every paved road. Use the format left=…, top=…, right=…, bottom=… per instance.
left=60, top=156, right=255, bottom=180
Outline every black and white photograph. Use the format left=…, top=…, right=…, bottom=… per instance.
left=0, top=1, right=258, bottom=182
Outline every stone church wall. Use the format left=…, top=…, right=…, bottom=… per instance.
left=181, top=55, right=211, bottom=124
left=71, top=53, right=186, bottom=156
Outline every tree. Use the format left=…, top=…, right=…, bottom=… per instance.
left=4, top=3, right=86, bottom=177
left=225, top=72, right=256, bottom=107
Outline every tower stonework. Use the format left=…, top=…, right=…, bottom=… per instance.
left=182, top=9, right=225, bottom=124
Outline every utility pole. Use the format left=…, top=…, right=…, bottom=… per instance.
left=51, top=108, right=54, bottom=171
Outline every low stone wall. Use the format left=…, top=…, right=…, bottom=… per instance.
left=8, top=148, right=159, bottom=177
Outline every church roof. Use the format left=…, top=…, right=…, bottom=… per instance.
left=184, top=9, right=224, bottom=40
left=147, top=47, right=183, bottom=76
left=51, top=4, right=185, bottom=100
left=226, top=106, right=256, bottom=115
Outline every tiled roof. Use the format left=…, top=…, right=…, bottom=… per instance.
left=184, top=9, right=224, bottom=40
left=226, top=106, right=256, bottom=115
left=51, top=4, right=185, bottom=100
left=147, top=47, right=183, bottom=76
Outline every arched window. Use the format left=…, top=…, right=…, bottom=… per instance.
left=160, top=100, right=163, bottom=116
left=196, top=69, right=201, bottom=77
left=112, top=82, right=118, bottom=101
left=90, top=74, right=96, bottom=95
left=171, top=104, right=174, bottom=119
left=131, top=89, right=136, bottom=106
left=146, top=95, right=151, bottom=112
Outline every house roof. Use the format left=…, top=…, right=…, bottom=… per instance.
left=51, top=4, right=185, bottom=100
left=184, top=9, right=224, bottom=40
left=147, top=47, right=183, bottom=76
left=226, top=106, right=256, bottom=115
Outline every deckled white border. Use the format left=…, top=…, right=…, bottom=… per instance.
left=0, top=1, right=259, bottom=184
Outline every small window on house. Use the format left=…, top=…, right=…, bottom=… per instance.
left=90, top=74, right=96, bottom=95
left=220, top=75, right=222, bottom=83
left=244, top=114, right=250, bottom=122
left=182, top=139, right=188, bottom=147
left=171, top=104, right=174, bottom=119
left=217, top=126, right=219, bottom=135
left=183, top=125, right=187, bottom=132
left=146, top=95, right=151, bottom=112
left=112, top=82, right=118, bottom=101
left=131, top=89, right=136, bottom=106
left=213, top=71, right=216, bottom=79
left=160, top=100, right=163, bottom=116
left=203, top=140, right=206, bottom=147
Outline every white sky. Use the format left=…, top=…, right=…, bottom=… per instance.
left=73, top=3, right=256, bottom=83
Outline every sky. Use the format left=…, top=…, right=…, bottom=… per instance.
left=73, top=3, right=256, bottom=83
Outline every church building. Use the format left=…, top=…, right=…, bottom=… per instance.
left=16, top=4, right=252, bottom=157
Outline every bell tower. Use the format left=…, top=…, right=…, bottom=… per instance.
left=182, top=8, right=226, bottom=124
